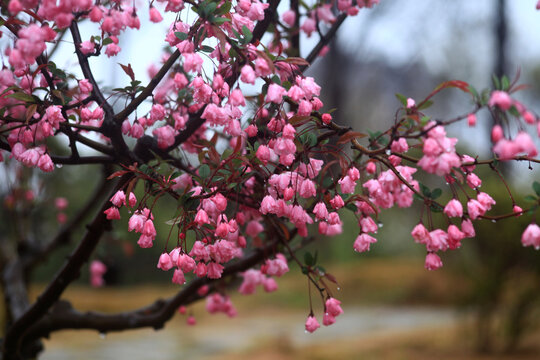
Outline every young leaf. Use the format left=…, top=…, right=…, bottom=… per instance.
left=199, top=164, right=211, bottom=179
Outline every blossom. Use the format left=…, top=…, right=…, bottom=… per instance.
left=521, top=224, right=540, bottom=249
left=443, top=199, right=463, bottom=218
left=305, top=315, right=320, bottom=333
left=424, top=253, right=443, bottom=271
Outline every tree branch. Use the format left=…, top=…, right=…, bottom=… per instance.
left=23, top=238, right=280, bottom=341
left=1, top=175, right=129, bottom=359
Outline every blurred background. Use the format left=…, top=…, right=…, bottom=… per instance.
left=3, top=0, right=540, bottom=359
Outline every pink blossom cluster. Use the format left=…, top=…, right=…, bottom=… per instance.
left=488, top=91, right=540, bottom=160
left=90, top=260, right=107, bottom=288
left=417, top=123, right=461, bottom=176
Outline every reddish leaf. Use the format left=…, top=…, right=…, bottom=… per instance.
left=107, top=170, right=130, bottom=179
left=118, top=63, right=135, bottom=81
left=336, top=131, right=367, bottom=145
left=289, top=115, right=312, bottom=126
left=283, top=57, right=310, bottom=66
left=324, top=273, right=339, bottom=285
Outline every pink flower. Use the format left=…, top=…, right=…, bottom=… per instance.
left=177, top=254, right=196, bottom=273
left=447, top=225, right=465, bottom=250
left=467, top=113, right=477, bottom=127
left=263, top=254, right=289, bottom=277
left=521, top=224, right=540, bottom=250
left=153, top=125, right=176, bottom=149
left=266, top=84, right=286, bottom=103
left=411, top=223, right=430, bottom=244
left=491, top=125, right=504, bottom=142
left=55, top=197, right=68, bottom=210
left=443, top=199, right=463, bottom=218
left=256, top=145, right=271, bottom=165
left=427, top=229, right=448, bottom=252
left=338, top=175, right=356, bottom=194
left=305, top=315, right=320, bottom=333
left=37, top=154, right=54, bottom=172
left=489, top=90, right=512, bottom=110
left=360, top=216, right=378, bottom=234
left=80, top=40, right=95, bottom=55
left=353, top=233, right=377, bottom=252
left=424, top=253, right=443, bottom=271
left=467, top=199, right=486, bottom=220
left=240, top=65, right=256, bottom=84
left=260, top=195, right=277, bottom=215
left=406, top=98, right=415, bottom=108
left=90, top=260, right=107, bottom=287
left=143, top=219, right=157, bottom=238
left=329, top=195, right=344, bottom=209
left=313, top=202, right=329, bottom=221
left=110, top=190, right=126, bottom=207
left=157, top=253, right=173, bottom=271
left=194, top=209, right=209, bottom=226
left=323, top=312, right=336, bottom=326
left=477, top=192, right=496, bottom=210
left=172, top=269, right=186, bottom=284
left=207, top=262, right=224, bottom=279
left=466, top=173, right=482, bottom=189
left=391, top=138, right=408, bottom=153
left=461, top=219, right=476, bottom=238
left=149, top=7, right=163, bottom=23
left=282, top=9, right=296, bottom=27
left=325, top=297, right=343, bottom=317
left=104, top=206, right=120, bottom=220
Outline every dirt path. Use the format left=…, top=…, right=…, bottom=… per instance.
left=42, top=306, right=459, bottom=360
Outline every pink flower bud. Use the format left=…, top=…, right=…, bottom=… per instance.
left=491, top=125, right=504, bottom=143
left=521, top=223, right=540, bottom=250
left=157, top=253, right=173, bottom=271
left=467, top=113, right=477, bottom=127
left=305, top=315, right=320, bottom=333
left=424, top=253, right=443, bottom=271
left=149, top=7, right=163, bottom=23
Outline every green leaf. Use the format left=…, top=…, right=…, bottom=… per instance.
left=200, top=45, right=214, bottom=53
left=306, top=132, right=317, bottom=147
left=419, top=183, right=431, bottom=198
left=533, top=181, right=540, bottom=197
left=6, top=92, right=36, bottom=103
left=524, top=195, right=538, bottom=203
left=492, top=74, right=501, bottom=90
left=212, top=17, right=230, bottom=25
left=215, top=1, right=232, bottom=14
left=417, top=100, right=433, bottom=110
left=242, top=25, right=253, bottom=43
left=468, top=85, right=479, bottom=101
left=175, top=32, right=188, bottom=41
left=102, top=37, right=114, bottom=46
left=345, top=203, right=357, bottom=212
left=420, top=116, right=430, bottom=126
left=395, top=93, right=408, bottom=106
left=199, top=164, right=211, bottom=179
left=304, top=252, right=315, bottom=267
left=501, top=75, right=510, bottom=91
left=431, top=188, right=442, bottom=200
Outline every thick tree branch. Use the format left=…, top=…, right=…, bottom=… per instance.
left=23, top=239, right=280, bottom=340
left=2, top=175, right=129, bottom=359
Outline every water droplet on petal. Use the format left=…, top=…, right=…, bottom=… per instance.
left=337, top=287, right=341, bottom=291
left=56, top=164, right=63, bottom=168
left=385, top=150, right=391, bottom=155
left=378, top=223, right=383, bottom=228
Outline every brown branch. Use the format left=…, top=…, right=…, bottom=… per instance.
left=2, top=175, right=130, bottom=359
left=23, top=238, right=280, bottom=341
